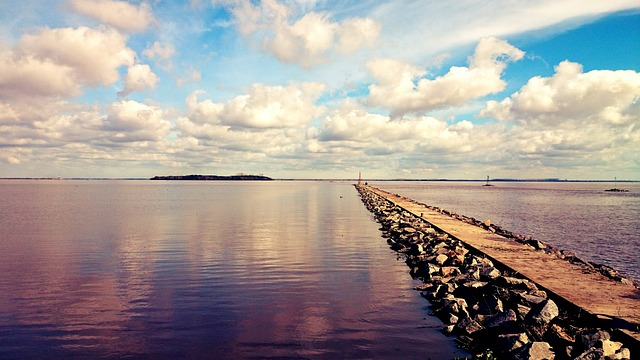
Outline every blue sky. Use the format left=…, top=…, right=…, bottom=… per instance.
left=0, top=0, right=638, bottom=179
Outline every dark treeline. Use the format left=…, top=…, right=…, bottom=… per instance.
left=150, top=174, right=272, bottom=181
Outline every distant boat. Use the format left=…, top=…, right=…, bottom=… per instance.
left=483, top=175, right=494, bottom=187
left=605, top=177, right=629, bottom=192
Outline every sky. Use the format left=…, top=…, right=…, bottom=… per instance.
left=0, top=0, right=639, bottom=180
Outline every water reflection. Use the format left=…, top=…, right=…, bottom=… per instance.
left=0, top=181, right=465, bottom=359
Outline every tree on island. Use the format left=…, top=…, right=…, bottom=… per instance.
left=150, top=174, right=272, bottom=181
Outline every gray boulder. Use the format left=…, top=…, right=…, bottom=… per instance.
left=526, top=299, right=559, bottom=326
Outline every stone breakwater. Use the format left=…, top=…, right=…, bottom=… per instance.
left=355, top=185, right=635, bottom=359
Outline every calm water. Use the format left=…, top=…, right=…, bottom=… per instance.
left=0, top=180, right=466, bottom=359
left=372, top=181, right=640, bottom=282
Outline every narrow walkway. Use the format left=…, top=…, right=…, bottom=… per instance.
left=364, top=185, right=640, bottom=342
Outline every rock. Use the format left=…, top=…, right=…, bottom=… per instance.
left=402, top=226, right=417, bottom=233
left=600, top=340, right=623, bottom=357
left=528, top=289, right=548, bottom=298
left=441, top=266, right=461, bottom=277
left=409, top=243, right=424, bottom=255
left=519, top=293, right=547, bottom=306
left=442, top=297, right=468, bottom=316
left=516, top=304, right=531, bottom=320
left=454, top=246, right=469, bottom=256
left=547, top=324, right=574, bottom=347
left=526, top=299, right=559, bottom=326
left=514, top=341, right=555, bottom=360
left=475, top=293, right=504, bottom=315
left=526, top=240, right=547, bottom=250
left=422, top=284, right=448, bottom=300
left=608, top=347, right=631, bottom=360
left=445, top=282, right=457, bottom=294
left=496, top=332, right=529, bottom=353
left=354, top=186, right=631, bottom=360
left=580, top=330, right=610, bottom=350
left=575, top=347, right=604, bottom=360
left=424, top=227, right=437, bottom=235
left=480, top=266, right=501, bottom=280
left=484, top=309, right=517, bottom=329
left=442, top=324, right=456, bottom=335
left=465, top=281, right=489, bottom=289
left=425, top=263, right=440, bottom=275
left=498, top=276, right=538, bottom=291
left=456, top=317, right=483, bottom=335
left=414, top=283, right=434, bottom=291
left=479, top=257, right=494, bottom=267
left=449, top=253, right=466, bottom=266
left=445, top=313, right=459, bottom=325
left=435, top=253, right=449, bottom=265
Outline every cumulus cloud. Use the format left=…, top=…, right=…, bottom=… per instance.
left=104, top=100, right=171, bottom=142
left=481, top=60, right=640, bottom=127
left=337, top=17, right=380, bottom=53
left=119, top=64, right=159, bottom=97
left=0, top=51, right=81, bottom=99
left=479, top=60, right=640, bottom=170
left=0, top=26, right=135, bottom=100
left=227, top=0, right=380, bottom=67
left=69, top=0, right=155, bottom=32
left=184, top=82, right=326, bottom=129
left=309, top=102, right=492, bottom=160
left=367, top=37, right=524, bottom=116
left=174, top=82, right=330, bottom=169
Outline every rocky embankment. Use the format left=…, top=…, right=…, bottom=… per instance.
left=356, top=185, right=635, bottom=359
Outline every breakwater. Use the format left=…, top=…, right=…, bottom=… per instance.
left=355, top=184, right=639, bottom=359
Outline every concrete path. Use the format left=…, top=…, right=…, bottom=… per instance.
left=364, top=185, right=640, bottom=342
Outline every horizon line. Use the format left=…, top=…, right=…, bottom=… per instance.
left=1, top=177, right=638, bottom=183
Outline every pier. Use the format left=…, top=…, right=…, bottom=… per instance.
left=357, top=184, right=639, bottom=357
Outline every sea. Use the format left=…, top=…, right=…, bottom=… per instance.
left=0, top=180, right=637, bottom=359
left=0, top=180, right=465, bottom=359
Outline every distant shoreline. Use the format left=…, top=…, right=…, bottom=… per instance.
left=150, top=174, right=273, bottom=181
left=0, top=177, right=637, bottom=182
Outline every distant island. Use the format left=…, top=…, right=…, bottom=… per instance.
left=150, top=174, right=272, bottom=181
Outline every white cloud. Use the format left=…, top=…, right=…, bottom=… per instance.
left=367, top=37, right=524, bottom=116
left=479, top=60, right=640, bottom=172
left=337, top=17, right=380, bottom=53
left=481, top=60, right=640, bottom=127
left=227, top=0, right=380, bottom=67
left=119, top=64, right=159, bottom=97
left=174, top=82, right=331, bottom=170
left=69, top=0, right=155, bottom=32
left=0, top=51, right=81, bottom=99
left=1, top=26, right=135, bottom=100
left=311, top=101, right=493, bottom=160
left=104, top=100, right=171, bottom=142
left=367, top=0, right=640, bottom=63
left=184, top=82, right=326, bottom=129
